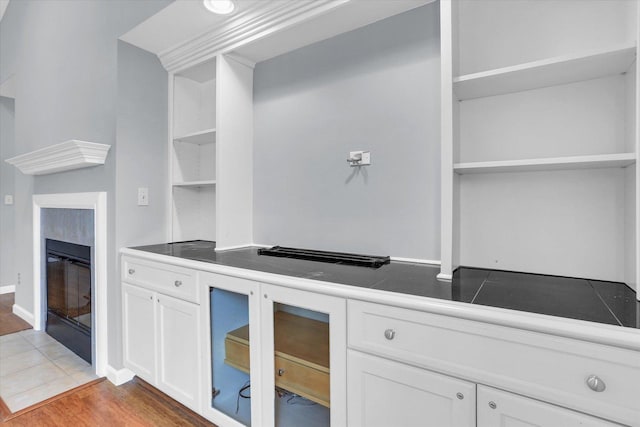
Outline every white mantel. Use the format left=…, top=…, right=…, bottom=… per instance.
left=5, top=140, right=111, bottom=175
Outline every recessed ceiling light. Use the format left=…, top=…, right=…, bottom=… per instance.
left=203, top=0, right=235, bottom=15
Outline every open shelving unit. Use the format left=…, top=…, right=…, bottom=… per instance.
left=454, top=153, right=636, bottom=174
left=168, top=55, right=254, bottom=248
left=170, top=59, right=217, bottom=242
left=440, top=0, right=639, bottom=297
left=453, top=44, right=636, bottom=100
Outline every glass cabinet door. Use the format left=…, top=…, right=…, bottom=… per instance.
left=261, top=285, right=346, bottom=427
left=202, top=273, right=261, bottom=427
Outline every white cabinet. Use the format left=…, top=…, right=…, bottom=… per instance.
left=122, top=283, right=156, bottom=383
left=477, top=385, right=622, bottom=427
left=439, top=0, right=639, bottom=286
left=198, top=270, right=347, bottom=427
left=347, top=350, right=475, bottom=427
left=121, top=258, right=202, bottom=412
left=156, top=294, right=201, bottom=409
left=347, top=299, right=640, bottom=427
left=260, top=284, right=347, bottom=427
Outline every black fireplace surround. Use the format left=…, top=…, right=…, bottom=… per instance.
left=45, top=239, right=92, bottom=364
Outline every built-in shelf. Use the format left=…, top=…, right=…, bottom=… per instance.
left=454, top=153, right=636, bottom=174
left=5, top=140, right=111, bottom=175
left=454, top=44, right=637, bottom=100
left=173, top=180, right=217, bottom=187
left=173, top=128, right=216, bottom=145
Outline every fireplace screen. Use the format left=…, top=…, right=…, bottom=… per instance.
left=46, top=239, right=92, bottom=363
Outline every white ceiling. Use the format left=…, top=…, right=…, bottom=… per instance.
left=120, top=0, right=265, bottom=56
left=121, top=0, right=433, bottom=65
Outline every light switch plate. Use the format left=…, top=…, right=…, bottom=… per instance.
left=137, top=187, right=149, bottom=206
left=4, top=195, right=13, bottom=205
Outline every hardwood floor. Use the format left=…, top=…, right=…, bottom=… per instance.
left=0, top=293, right=31, bottom=336
left=1, top=377, right=216, bottom=426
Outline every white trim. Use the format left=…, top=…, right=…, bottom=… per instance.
left=214, top=243, right=259, bottom=251
left=12, top=303, right=34, bottom=326
left=439, top=0, right=454, bottom=280
left=106, top=365, right=135, bottom=386
left=390, top=257, right=441, bottom=265
left=0, top=285, right=16, bottom=294
left=159, top=0, right=349, bottom=73
left=6, top=140, right=111, bottom=176
left=436, top=273, right=453, bottom=281
left=223, top=53, right=256, bottom=70
left=33, top=192, right=108, bottom=378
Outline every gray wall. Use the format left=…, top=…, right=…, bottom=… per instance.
left=113, top=40, right=168, bottom=366
left=0, top=96, right=15, bottom=287
left=0, top=0, right=170, bottom=369
left=253, top=3, right=441, bottom=260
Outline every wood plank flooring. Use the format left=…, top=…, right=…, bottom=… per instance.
left=1, top=377, right=216, bottom=426
left=0, top=294, right=32, bottom=336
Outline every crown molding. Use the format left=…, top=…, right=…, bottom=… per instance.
left=160, top=0, right=349, bottom=73
left=5, top=140, right=111, bottom=175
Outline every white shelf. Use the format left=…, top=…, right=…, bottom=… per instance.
left=173, top=128, right=216, bottom=145
left=173, top=180, right=216, bottom=187
left=454, top=44, right=637, bottom=100
left=454, top=153, right=636, bottom=174
left=5, top=140, right=111, bottom=175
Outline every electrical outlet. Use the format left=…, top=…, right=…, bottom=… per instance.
left=4, top=195, right=13, bottom=205
left=17, top=273, right=21, bottom=284
left=137, top=187, right=149, bottom=206
left=347, top=151, right=371, bottom=166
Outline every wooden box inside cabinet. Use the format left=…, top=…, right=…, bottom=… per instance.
left=225, top=311, right=330, bottom=407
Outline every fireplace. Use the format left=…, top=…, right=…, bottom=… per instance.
left=45, top=239, right=92, bottom=364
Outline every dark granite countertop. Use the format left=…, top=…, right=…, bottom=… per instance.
left=130, top=240, right=639, bottom=329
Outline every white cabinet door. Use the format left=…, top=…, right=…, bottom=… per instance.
left=122, top=283, right=156, bottom=383
left=477, top=385, right=622, bottom=427
left=260, top=284, right=347, bottom=427
left=157, top=293, right=201, bottom=412
left=348, top=350, right=476, bottom=427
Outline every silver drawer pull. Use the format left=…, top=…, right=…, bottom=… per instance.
left=586, top=375, right=606, bottom=392
left=384, top=329, right=395, bottom=340
left=128, top=268, right=135, bottom=275
left=278, top=368, right=285, bottom=376
left=174, top=280, right=182, bottom=287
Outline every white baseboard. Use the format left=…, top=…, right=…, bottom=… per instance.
left=0, top=285, right=16, bottom=294
left=391, top=257, right=441, bottom=265
left=436, top=272, right=453, bottom=281
left=12, top=304, right=35, bottom=326
left=106, top=365, right=135, bottom=386
left=215, top=243, right=256, bottom=251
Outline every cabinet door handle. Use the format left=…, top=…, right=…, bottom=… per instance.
left=384, top=329, right=395, bottom=340
left=128, top=268, right=135, bottom=275
left=278, top=368, right=285, bottom=376
left=174, top=280, right=182, bottom=287
left=488, top=401, right=497, bottom=410
left=586, top=375, right=606, bottom=392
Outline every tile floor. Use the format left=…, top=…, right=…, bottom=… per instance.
left=0, top=329, right=98, bottom=412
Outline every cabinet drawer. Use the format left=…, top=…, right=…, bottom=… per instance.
left=122, top=256, right=198, bottom=304
left=348, top=300, right=640, bottom=426
left=275, top=355, right=330, bottom=407
left=224, top=311, right=331, bottom=408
